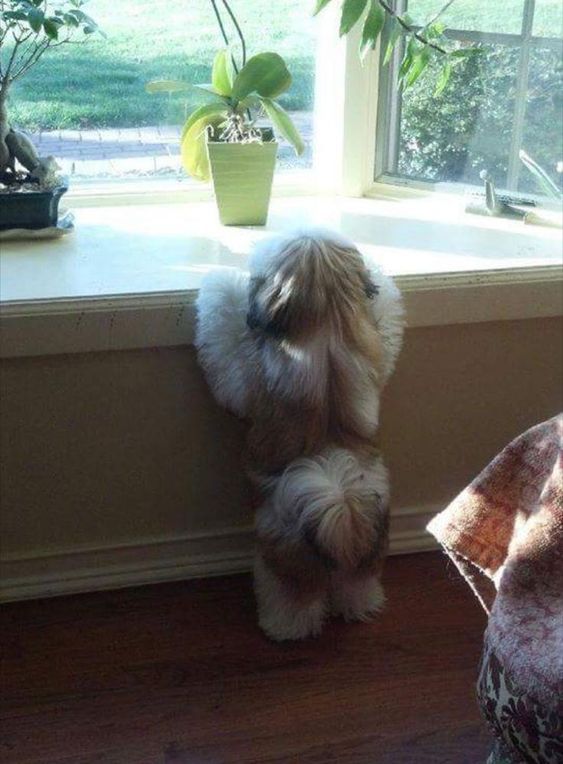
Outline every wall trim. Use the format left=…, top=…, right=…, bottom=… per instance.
left=0, top=504, right=439, bottom=603
left=1, top=265, right=561, bottom=358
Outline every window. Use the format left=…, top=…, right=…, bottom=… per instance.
left=10, top=0, right=317, bottom=184
left=375, top=0, right=563, bottom=194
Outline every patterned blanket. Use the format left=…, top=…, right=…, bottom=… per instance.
left=427, top=415, right=563, bottom=712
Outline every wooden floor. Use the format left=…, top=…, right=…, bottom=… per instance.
left=0, top=552, right=491, bottom=764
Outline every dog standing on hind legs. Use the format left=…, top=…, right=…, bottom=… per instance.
left=196, top=228, right=404, bottom=641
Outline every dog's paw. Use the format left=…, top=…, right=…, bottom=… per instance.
left=254, top=554, right=327, bottom=641
left=331, top=574, right=385, bottom=622
left=258, top=600, right=326, bottom=642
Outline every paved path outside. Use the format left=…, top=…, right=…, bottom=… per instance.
left=29, top=112, right=313, bottom=179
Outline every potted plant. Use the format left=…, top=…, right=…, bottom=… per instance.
left=0, top=0, right=99, bottom=232
left=148, top=47, right=304, bottom=226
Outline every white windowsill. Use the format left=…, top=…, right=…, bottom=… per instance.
left=1, top=194, right=561, bottom=358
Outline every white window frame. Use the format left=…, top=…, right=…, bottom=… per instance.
left=374, top=0, right=562, bottom=194
left=312, top=4, right=380, bottom=199
left=312, top=2, right=426, bottom=200
left=314, top=0, right=563, bottom=201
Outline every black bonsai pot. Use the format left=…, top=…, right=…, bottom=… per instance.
left=0, top=182, right=68, bottom=231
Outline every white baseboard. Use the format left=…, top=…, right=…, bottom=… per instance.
left=0, top=505, right=439, bottom=603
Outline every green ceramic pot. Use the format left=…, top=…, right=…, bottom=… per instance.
left=207, top=137, right=278, bottom=227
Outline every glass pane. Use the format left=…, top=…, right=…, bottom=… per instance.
left=520, top=45, right=563, bottom=193
left=406, top=0, right=525, bottom=36
left=397, top=45, right=520, bottom=187
left=391, top=3, right=563, bottom=193
left=8, top=0, right=316, bottom=182
left=533, top=0, right=563, bottom=37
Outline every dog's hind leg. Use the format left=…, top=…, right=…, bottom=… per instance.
left=254, top=554, right=328, bottom=641
left=330, top=569, right=386, bottom=622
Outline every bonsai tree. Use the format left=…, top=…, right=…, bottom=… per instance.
left=0, top=0, right=99, bottom=185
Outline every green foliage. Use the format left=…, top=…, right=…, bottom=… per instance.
left=260, top=96, right=305, bottom=155
left=211, top=50, right=235, bottom=97
left=180, top=111, right=224, bottom=182
left=360, top=0, right=385, bottom=61
left=339, top=0, right=368, bottom=37
left=383, top=16, right=401, bottom=65
left=147, top=49, right=303, bottom=181
left=313, top=0, right=333, bottom=14
left=230, top=52, right=292, bottom=100
left=0, top=0, right=100, bottom=90
left=314, top=0, right=481, bottom=94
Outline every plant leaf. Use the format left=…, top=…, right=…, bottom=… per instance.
left=3, top=11, right=28, bottom=21
left=313, top=0, right=333, bottom=15
left=212, top=50, right=234, bottom=97
left=181, top=103, right=229, bottom=142
left=28, top=7, right=44, bottom=32
left=232, top=52, right=292, bottom=101
left=191, top=84, right=231, bottom=104
left=434, top=60, right=452, bottom=96
left=404, top=46, right=431, bottom=88
left=259, top=97, right=305, bottom=155
left=425, top=21, right=445, bottom=39
left=180, top=112, right=226, bottom=182
left=62, top=11, right=79, bottom=26
left=43, top=17, right=59, bottom=39
left=145, top=79, right=192, bottom=94
left=399, top=38, right=417, bottom=81
left=360, top=0, right=385, bottom=60
left=383, top=16, right=401, bottom=65
left=339, top=0, right=368, bottom=36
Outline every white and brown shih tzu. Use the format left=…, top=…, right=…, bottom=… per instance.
left=196, top=228, right=404, bottom=641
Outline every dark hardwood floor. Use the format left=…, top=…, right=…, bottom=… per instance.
left=0, top=552, right=491, bottom=764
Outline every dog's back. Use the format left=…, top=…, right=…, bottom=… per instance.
left=246, top=233, right=386, bottom=474
left=247, top=335, right=382, bottom=473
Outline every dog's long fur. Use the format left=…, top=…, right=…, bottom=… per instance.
left=196, top=228, right=404, bottom=640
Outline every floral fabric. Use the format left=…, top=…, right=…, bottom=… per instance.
left=427, top=416, right=563, bottom=763
left=478, top=640, right=563, bottom=764
left=427, top=416, right=563, bottom=707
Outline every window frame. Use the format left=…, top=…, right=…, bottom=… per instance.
left=373, top=0, right=563, bottom=194
left=63, top=0, right=563, bottom=206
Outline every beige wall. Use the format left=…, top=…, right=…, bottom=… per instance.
left=380, top=317, right=562, bottom=508
left=1, top=317, right=562, bottom=558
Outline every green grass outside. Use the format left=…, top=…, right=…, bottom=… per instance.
left=5, top=0, right=562, bottom=130
left=8, top=0, right=317, bottom=130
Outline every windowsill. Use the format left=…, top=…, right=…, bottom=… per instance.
left=1, top=194, right=561, bottom=358
left=64, top=169, right=315, bottom=208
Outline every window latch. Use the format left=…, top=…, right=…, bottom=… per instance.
left=466, top=170, right=528, bottom=220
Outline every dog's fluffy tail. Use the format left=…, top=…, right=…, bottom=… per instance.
left=262, top=448, right=389, bottom=569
